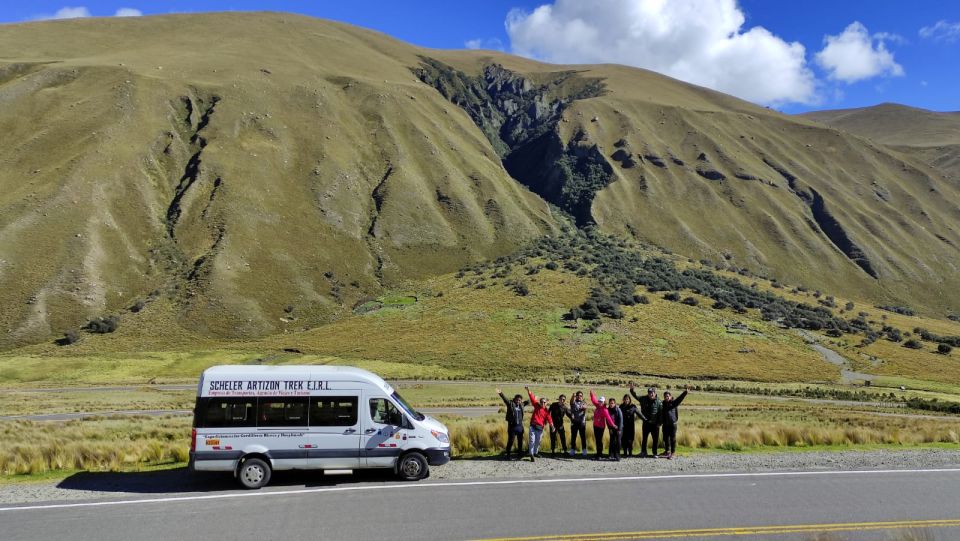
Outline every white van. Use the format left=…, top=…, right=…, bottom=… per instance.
left=189, top=365, right=451, bottom=488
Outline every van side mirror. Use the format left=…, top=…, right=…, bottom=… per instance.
left=401, top=416, right=413, bottom=430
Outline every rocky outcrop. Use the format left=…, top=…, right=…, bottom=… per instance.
left=414, top=59, right=610, bottom=224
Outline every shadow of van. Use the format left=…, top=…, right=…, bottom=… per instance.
left=56, top=467, right=402, bottom=495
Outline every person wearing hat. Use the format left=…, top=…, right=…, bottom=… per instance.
left=589, top=390, right=617, bottom=460
left=525, top=386, right=555, bottom=462
left=629, top=383, right=663, bottom=458
left=497, top=387, right=527, bottom=460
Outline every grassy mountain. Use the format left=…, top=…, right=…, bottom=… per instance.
left=416, top=55, right=960, bottom=318
left=801, top=102, right=960, bottom=182
left=1, top=12, right=959, bottom=350
left=802, top=103, right=960, bottom=147
left=0, top=13, right=556, bottom=348
left=8, top=227, right=960, bottom=389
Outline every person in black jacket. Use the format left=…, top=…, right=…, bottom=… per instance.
left=659, top=386, right=689, bottom=459
left=630, top=383, right=662, bottom=458
left=497, top=388, right=527, bottom=460
left=568, top=391, right=588, bottom=458
left=619, top=394, right=643, bottom=457
left=548, top=394, right=572, bottom=456
left=607, top=397, right=623, bottom=461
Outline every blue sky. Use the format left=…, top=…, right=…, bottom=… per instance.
left=4, top=1, right=958, bottom=113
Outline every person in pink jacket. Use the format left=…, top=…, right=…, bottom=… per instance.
left=590, top=390, right=617, bottom=460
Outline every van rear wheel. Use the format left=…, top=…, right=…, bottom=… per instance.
left=397, top=452, right=428, bottom=481
left=238, top=458, right=271, bottom=489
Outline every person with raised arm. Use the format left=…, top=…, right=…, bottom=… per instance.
left=629, top=383, right=662, bottom=458
left=589, top=390, right=617, bottom=460
left=659, top=386, right=690, bottom=459
left=496, top=387, right=526, bottom=460
left=525, top=386, right=555, bottom=462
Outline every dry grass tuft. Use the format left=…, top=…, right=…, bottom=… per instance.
left=0, top=417, right=189, bottom=476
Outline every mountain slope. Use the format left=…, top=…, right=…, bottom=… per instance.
left=802, top=103, right=960, bottom=147
left=0, top=13, right=556, bottom=348
left=0, top=12, right=958, bottom=350
left=801, top=102, right=960, bottom=183
left=418, top=55, right=960, bottom=315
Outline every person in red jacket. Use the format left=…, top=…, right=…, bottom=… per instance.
left=589, top=390, right=617, bottom=460
left=525, top=386, right=555, bottom=462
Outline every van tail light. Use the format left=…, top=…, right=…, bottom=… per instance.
left=190, top=428, right=197, bottom=452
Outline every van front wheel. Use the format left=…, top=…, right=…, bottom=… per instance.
left=238, top=458, right=271, bottom=489
left=397, top=452, right=428, bottom=481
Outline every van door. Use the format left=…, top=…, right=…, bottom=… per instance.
left=306, top=395, right=362, bottom=469
left=255, top=396, right=310, bottom=470
left=362, top=395, right=407, bottom=468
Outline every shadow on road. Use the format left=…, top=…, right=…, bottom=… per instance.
left=54, top=454, right=592, bottom=495
left=56, top=467, right=404, bottom=495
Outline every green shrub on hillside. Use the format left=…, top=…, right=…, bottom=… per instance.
left=903, top=339, right=923, bottom=350
left=55, top=329, right=80, bottom=346
left=84, top=315, right=119, bottom=334
left=878, top=305, right=915, bottom=316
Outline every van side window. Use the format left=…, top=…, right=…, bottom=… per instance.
left=309, top=396, right=358, bottom=427
left=198, top=398, right=256, bottom=428
left=258, top=397, right=309, bottom=427
left=369, top=398, right=403, bottom=426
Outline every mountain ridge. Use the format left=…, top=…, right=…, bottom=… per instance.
left=0, top=12, right=958, bottom=350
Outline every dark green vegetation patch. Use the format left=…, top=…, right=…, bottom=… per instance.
left=461, top=226, right=926, bottom=344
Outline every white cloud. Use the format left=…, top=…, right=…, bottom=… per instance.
left=34, top=6, right=142, bottom=21
left=919, top=20, right=960, bottom=42
left=815, top=22, right=904, bottom=83
left=44, top=6, right=92, bottom=19
left=465, top=37, right=505, bottom=51
left=873, top=32, right=906, bottom=45
left=504, top=0, right=817, bottom=106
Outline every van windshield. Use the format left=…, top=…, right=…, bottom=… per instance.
left=391, top=391, right=424, bottom=422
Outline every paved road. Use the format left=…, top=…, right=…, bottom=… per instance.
left=2, top=468, right=959, bottom=540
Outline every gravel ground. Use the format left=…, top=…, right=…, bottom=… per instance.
left=2, top=449, right=959, bottom=506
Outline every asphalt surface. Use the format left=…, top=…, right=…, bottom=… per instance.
left=2, top=468, right=959, bottom=540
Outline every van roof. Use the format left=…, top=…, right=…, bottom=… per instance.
left=201, top=365, right=389, bottom=387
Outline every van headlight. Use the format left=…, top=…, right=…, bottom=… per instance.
left=431, top=430, right=449, bottom=443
